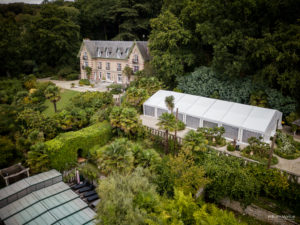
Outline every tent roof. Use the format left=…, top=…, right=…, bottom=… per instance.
left=143, top=90, right=282, bottom=133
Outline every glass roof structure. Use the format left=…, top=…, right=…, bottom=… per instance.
left=143, top=90, right=282, bottom=143
left=0, top=170, right=97, bottom=225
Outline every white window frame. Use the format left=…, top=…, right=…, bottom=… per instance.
left=97, top=49, right=101, bottom=57
left=106, top=72, right=111, bottom=81
left=106, top=62, right=110, bottom=70
left=98, top=62, right=102, bottom=69
left=99, top=71, right=102, bottom=80
left=94, top=72, right=97, bottom=80
left=133, top=54, right=138, bottom=62
left=117, top=74, right=122, bottom=83
left=84, top=61, right=88, bottom=67
left=117, top=63, right=122, bottom=71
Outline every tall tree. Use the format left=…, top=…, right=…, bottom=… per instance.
left=149, top=10, right=194, bottom=87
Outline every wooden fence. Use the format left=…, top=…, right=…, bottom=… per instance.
left=146, top=126, right=183, bottom=145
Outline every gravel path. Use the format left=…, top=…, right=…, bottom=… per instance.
left=37, top=78, right=110, bottom=92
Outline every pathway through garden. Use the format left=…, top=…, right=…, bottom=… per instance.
left=140, top=115, right=300, bottom=176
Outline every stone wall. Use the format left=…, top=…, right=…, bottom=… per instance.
left=220, top=198, right=297, bottom=225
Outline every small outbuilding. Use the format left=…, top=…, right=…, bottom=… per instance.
left=143, top=90, right=282, bottom=144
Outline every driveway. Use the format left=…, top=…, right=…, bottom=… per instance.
left=38, top=78, right=111, bottom=92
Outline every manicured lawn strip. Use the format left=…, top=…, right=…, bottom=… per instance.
left=43, top=89, right=79, bottom=117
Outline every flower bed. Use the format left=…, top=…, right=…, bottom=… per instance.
left=275, top=131, right=300, bottom=159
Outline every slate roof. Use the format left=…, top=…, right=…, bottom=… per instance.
left=82, top=40, right=150, bottom=61
left=0, top=171, right=97, bottom=225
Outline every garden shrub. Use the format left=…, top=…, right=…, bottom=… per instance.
left=0, top=79, right=24, bottom=104
left=107, top=83, right=123, bottom=94
left=202, top=151, right=261, bottom=207
left=197, top=126, right=225, bottom=146
left=0, top=137, right=15, bottom=168
left=71, top=91, right=113, bottom=111
left=90, top=106, right=112, bottom=124
left=242, top=137, right=278, bottom=165
left=45, top=121, right=112, bottom=171
left=66, top=73, right=79, bottom=81
left=79, top=79, right=90, bottom=86
left=227, top=143, right=235, bottom=151
left=275, top=131, right=300, bottom=159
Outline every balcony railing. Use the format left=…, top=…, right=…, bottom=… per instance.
left=117, top=67, right=122, bottom=71
left=132, top=59, right=138, bottom=64
left=82, top=56, right=88, bottom=60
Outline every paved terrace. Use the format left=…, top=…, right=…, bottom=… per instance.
left=140, top=115, right=300, bottom=176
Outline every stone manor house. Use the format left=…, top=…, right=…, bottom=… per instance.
left=78, top=40, right=150, bottom=84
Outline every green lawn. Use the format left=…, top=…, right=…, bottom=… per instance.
left=43, top=89, right=80, bottom=117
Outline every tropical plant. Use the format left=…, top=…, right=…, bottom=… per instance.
left=78, top=162, right=100, bottom=183
left=122, top=87, right=148, bottom=111
left=132, top=77, right=163, bottom=96
left=183, top=130, right=208, bottom=154
left=123, top=65, right=134, bottom=87
left=44, top=85, right=61, bottom=113
left=97, top=138, right=135, bottom=175
left=109, top=106, right=141, bottom=137
left=165, top=95, right=174, bottom=113
left=156, top=113, right=177, bottom=154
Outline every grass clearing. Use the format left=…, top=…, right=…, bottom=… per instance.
left=43, top=89, right=80, bottom=117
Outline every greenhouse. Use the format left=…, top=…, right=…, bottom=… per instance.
left=143, top=90, right=282, bottom=144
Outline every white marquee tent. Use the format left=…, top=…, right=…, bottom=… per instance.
left=143, top=90, right=282, bottom=144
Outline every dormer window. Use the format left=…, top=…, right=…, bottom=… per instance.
left=116, top=49, right=121, bottom=58
left=106, top=49, right=109, bottom=57
left=97, top=48, right=101, bottom=57
left=125, top=48, right=129, bottom=55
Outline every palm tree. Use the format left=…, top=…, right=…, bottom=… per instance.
left=44, top=85, right=61, bottom=113
left=123, top=66, right=134, bottom=87
left=165, top=95, right=175, bottom=113
left=157, top=112, right=177, bottom=154
left=165, top=95, right=179, bottom=154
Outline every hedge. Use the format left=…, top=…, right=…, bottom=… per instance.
left=45, top=121, right=112, bottom=171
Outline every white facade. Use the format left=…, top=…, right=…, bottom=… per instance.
left=143, top=90, right=282, bottom=144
